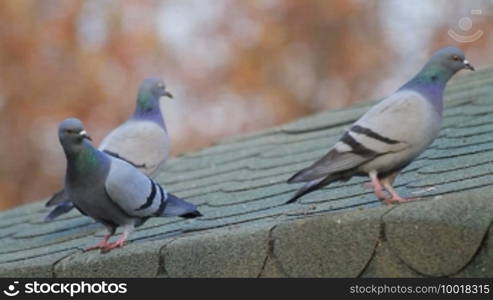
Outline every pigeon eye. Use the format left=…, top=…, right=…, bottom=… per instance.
left=452, top=55, right=461, bottom=61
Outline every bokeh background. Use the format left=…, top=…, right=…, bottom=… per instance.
left=1, top=0, right=492, bottom=211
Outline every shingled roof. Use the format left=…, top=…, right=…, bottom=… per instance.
left=1, top=68, right=493, bottom=277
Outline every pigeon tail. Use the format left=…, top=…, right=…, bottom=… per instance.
left=287, top=168, right=314, bottom=183
left=162, top=193, right=202, bottom=218
left=286, top=174, right=341, bottom=204
left=180, top=210, right=203, bottom=218
left=45, top=189, right=68, bottom=207
left=44, top=201, right=75, bottom=221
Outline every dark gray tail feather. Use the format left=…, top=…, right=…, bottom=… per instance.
left=45, top=189, right=75, bottom=221
left=163, top=193, right=202, bottom=218
left=45, top=189, right=68, bottom=207
left=287, top=163, right=328, bottom=183
left=287, top=150, right=339, bottom=183
left=44, top=201, right=75, bottom=221
left=287, top=169, right=307, bottom=183
left=286, top=174, right=342, bottom=204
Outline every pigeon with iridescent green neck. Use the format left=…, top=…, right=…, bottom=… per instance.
left=57, top=118, right=201, bottom=252
left=99, top=77, right=173, bottom=174
left=287, top=47, right=474, bottom=204
left=45, top=78, right=173, bottom=220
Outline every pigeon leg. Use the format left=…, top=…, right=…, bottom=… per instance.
left=84, top=233, right=113, bottom=252
left=102, top=225, right=134, bottom=252
left=381, top=174, right=408, bottom=204
left=369, top=170, right=386, bottom=200
left=101, top=233, right=127, bottom=252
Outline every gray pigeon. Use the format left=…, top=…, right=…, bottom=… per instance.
left=45, top=78, right=172, bottom=220
left=99, top=77, right=173, bottom=175
left=287, top=47, right=474, bottom=204
left=57, top=118, right=201, bottom=251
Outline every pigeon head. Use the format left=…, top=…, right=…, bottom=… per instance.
left=428, top=47, right=475, bottom=73
left=58, top=118, right=107, bottom=176
left=136, top=77, right=173, bottom=113
left=401, top=47, right=474, bottom=96
left=58, top=118, right=93, bottom=153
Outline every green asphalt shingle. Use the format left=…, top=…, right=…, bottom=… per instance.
left=0, top=68, right=493, bottom=277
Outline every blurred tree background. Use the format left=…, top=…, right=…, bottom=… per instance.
left=0, top=0, right=492, bottom=210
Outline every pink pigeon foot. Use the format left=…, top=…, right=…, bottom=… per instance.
left=84, top=234, right=112, bottom=252
left=381, top=179, right=412, bottom=205
left=382, top=187, right=415, bottom=204
left=101, top=240, right=127, bottom=252
left=101, top=231, right=129, bottom=252
left=383, top=195, right=409, bottom=205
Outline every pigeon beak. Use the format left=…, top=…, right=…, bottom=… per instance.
left=464, top=60, right=475, bottom=71
left=79, top=130, right=92, bottom=141
left=164, top=91, right=173, bottom=99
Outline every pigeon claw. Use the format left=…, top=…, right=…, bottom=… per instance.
left=101, top=240, right=127, bottom=253
left=84, top=234, right=113, bottom=252
left=100, top=230, right=130, bottom=253
left=383, top=195, right=409, bottom=205
left=84, top=245, right=105, bottom=252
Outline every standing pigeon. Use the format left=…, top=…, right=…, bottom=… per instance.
left=57, top=118, right=201, bottom=251
left=99, top=77, right=173, bottom=175
left=286, top=47, right=474, bottom=204
left=45, top=78, right=172, bottom=220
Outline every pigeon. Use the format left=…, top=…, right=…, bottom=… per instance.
left=98, top=77, right=173, bottom=175
left=45, top=77, right=172, bottom=221
left=286, top=47, right=474, bottom=204
left=57, top=118, right=201, bottom=251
